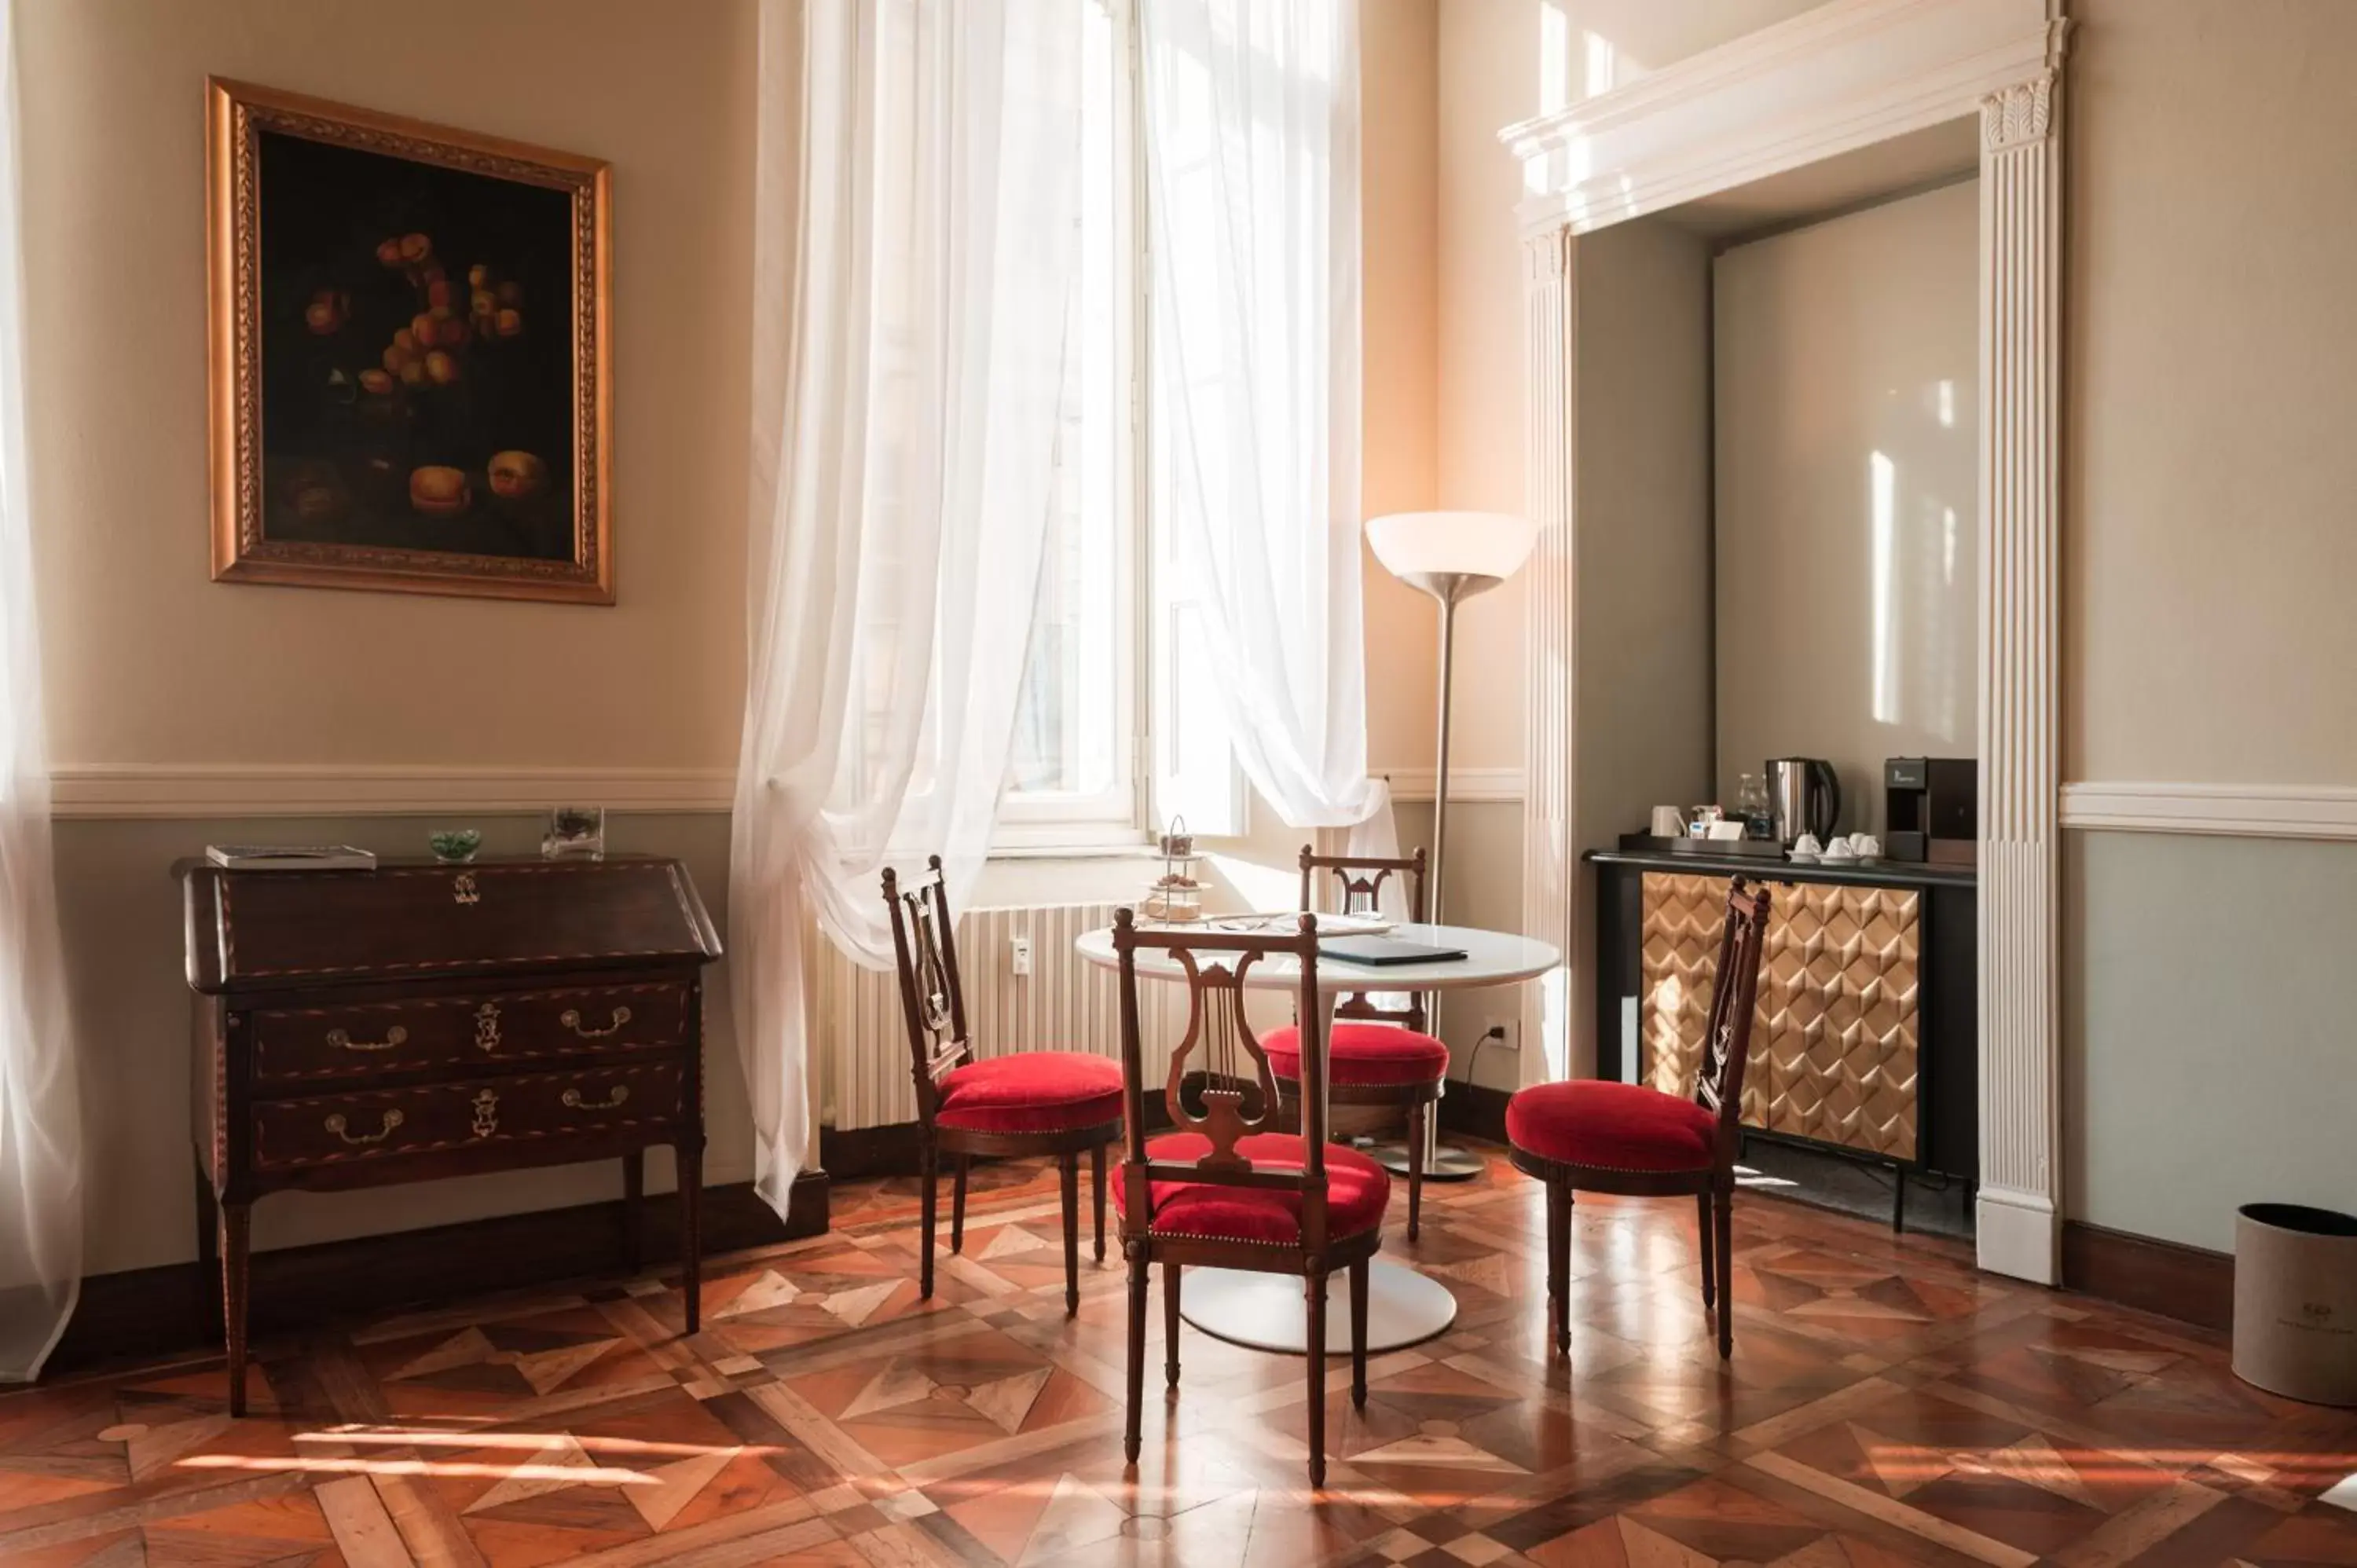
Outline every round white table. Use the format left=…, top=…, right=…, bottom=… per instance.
left=1072, top=919, right=1560, bottom=1354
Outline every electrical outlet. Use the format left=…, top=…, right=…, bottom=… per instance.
left=1484, top=1017, right=1520, bottom=1053
left=1010, top=936, right=1032, bottom=977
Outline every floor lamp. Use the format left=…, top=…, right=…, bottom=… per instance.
left=1365, top=510, right=1540, bottom=1181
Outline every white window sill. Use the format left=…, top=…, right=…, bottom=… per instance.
left=988, top=822, right=1155, bottom=860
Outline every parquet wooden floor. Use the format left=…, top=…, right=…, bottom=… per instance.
left=6, top=1147, right=2356, bottom=1566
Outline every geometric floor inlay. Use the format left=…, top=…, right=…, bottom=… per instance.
left=7, top=1144, right=2357, bottom=1566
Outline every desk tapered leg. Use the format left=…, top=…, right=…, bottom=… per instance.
left=220, top=1203, right=251, bottom=1417
left=622, top=1150, right=644, bottom=1274
left=680, top=1144, right=704, bottom=1333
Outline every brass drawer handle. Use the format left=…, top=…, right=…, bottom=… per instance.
left=453, top=872, right=480, bottom=906
left=561, top=1084, right=629, bottom=1111
left=560, top=1005, right=632, bottom=1039
left=326, top=1024, right=409, bottom=1053
left=324, top=1108, right=405, bottom=1145
left=471, top=1089, right=499, bottom=1138
left=474, top=1003, right=501, bottom=1053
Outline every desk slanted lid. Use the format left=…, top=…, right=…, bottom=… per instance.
left=182, top=856, right=722, bottom=994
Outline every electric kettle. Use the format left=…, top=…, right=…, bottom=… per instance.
left=1765, top=758, right=1840, bottom=845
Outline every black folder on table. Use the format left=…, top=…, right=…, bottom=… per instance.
left=1318, top=935, right=1466, bottom=967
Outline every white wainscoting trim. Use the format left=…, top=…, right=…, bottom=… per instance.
left=51, top=764, right=736, bottom=819
left=2061, top=782, right=2357, bottom=841
left=1380, top=768, right=1526, bottom=805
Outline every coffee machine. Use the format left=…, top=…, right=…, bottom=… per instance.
left=1765, top=758, right=1840, bottom=845
left=1886, top=757, right=1976, bottom=865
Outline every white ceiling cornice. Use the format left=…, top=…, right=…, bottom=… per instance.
left=1499, top=0, right=2066, bottom=237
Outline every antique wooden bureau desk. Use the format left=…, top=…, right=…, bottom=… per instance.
left=1586, top=847, right=1978, bottom=1231
left=182, top=855, right=722, bottom=1414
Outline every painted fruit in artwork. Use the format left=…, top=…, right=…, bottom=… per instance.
left=488, top=450, right=548, bottom=500
left=409, top=465, right=471, bottom=516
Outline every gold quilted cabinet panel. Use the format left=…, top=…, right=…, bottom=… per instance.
left=1639, top=872, right=1920, bottom=1162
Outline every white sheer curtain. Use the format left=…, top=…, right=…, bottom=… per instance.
left=0, top=0, right=82, bottom=1380
left=1141, top=0, right=1398, bottom=877
left=733, top=0, right=1082, bottom=1213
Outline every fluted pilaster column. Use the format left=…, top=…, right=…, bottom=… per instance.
left=1520, top=225, right=1576, bottom=1089
left=1976, top=70, right=2064, bottom=1284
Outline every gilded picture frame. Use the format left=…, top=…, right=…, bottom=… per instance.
left=206, top=79, right=613, bottom=603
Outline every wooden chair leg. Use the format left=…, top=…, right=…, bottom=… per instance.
left=220, top=1202, right=251, bottom=1418
left=1058, top=1152, right=1081, bottom=1317
left=1696, top=1189, right=1715, bottom=1310
left=1545, top=1177, right=1571, bottom=1355
left=1406, top=1100, right=1428, bottom=1241
left=622, top=1149, right=644, bottom=1274
left=1714, top=1186, right=1735, bottom=1360
left=1163, top=1262, right=1182, bottom=1388
left=1304, top=1268, right=1329, bottom=1488
left=1348, top=1258, right=1369, bottom=1408
left=1124, top=1246, right=1149, bottom=1464
left=1091, top=1141, right=1108, bottom=1262
left=918, top=1143, right=939, bottom=1301
left=951, top=1152, right=970, bottom=1255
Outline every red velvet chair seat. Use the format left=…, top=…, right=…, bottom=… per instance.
left=1505, top=1080, right=1718, bottom=1173
left=935, top=1051, right=1124, bottom=1134
left=1263, top=1022, right=1449, bottom=1087
left=1113, top=1132, right=1391, bottom=1244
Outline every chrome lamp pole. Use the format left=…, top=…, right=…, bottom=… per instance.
left=1363, top=512, right=1538, bottom=1182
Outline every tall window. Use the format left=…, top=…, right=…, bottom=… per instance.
left=996, top=0, right=1237, bottom=850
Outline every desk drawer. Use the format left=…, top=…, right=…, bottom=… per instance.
left=252, top=1061, right=684, bottom=1172
left=249, top=983, right=691, bottom=1083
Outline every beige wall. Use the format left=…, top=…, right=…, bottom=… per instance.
left=1714, top=181, right=1980, bottom=835
left=2059, top=0, right=2357, bottom=1251
left=19, top=0, right=757, bottom=775
left=16, top=0, right=761, bottom=1274
left=1361, top=0, right=1443, bottom=775
left=1434, top=0, right=1831, bottom=775
left=2066, top=0, right=2357, bottom=787
left=30, top=0, right=1453, bottom=1277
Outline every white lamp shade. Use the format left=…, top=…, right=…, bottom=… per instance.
left=1365, top=511, right=1538, bottom=584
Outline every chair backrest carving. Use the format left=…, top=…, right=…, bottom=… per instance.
left=882, top=857, right=971, bottom=1121
left=1113, top=910, right=1332, bottom=1245
left=1695, top=877, right=1772, bottom=1145
left=1296, top=845, right=1428, bottom=1031
left=1161, top=949, right=1280, bottom=1169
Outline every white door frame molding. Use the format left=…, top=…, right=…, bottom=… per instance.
left=1500, top=0, right=2069, bottom=1284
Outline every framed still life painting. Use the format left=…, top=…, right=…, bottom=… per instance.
left=206, top=79, right=612, bottom=603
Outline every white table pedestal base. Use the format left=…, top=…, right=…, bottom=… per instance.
left=1177, top=1259, right=1457, bottom=1354
left=1368, top=1141, right=1486, bottom=1181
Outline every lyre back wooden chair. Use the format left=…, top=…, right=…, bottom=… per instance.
left=1504, top=875, right=1772, bottom=1360
left=1263, top=846, right=1449, bottom=1238
left=884, top=858, right=1124, bottom=1316
left=1111, top=910, right=1390, bottom=1489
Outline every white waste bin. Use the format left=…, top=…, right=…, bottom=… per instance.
left=2234, top=1203, right=2357, bottom=1407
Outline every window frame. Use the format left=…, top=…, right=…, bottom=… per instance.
left=994, top=0, right=1153, bottom=852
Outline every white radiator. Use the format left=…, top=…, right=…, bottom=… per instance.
left=816, top=903, right=1301, bottom=1132
left=819, top=903, right=1140, bottom=1131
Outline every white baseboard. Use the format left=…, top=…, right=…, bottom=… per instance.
left=51, top=764, right=736, bottom=819
left=1976, top=1184, right=2059, bottom=1285
left=2061, top=781, right=2357, bottom=841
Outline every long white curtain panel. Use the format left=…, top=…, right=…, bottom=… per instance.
left=0, top=0, right=84, bottom=1381
left=1142, top=0, right=1397, bottom=869
left=732, top=0, right=1083, bottom=1213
